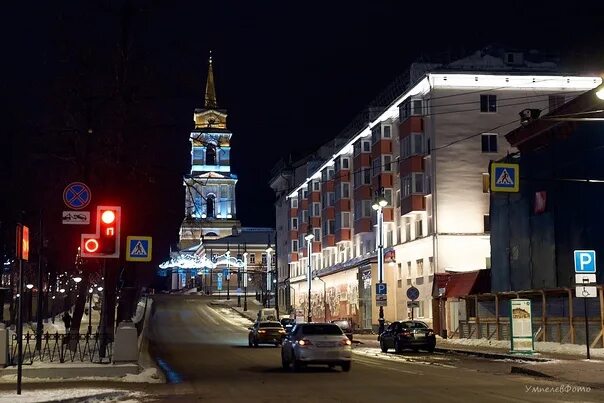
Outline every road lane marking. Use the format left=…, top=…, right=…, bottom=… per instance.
left=353, top=354, right=424, bottom=375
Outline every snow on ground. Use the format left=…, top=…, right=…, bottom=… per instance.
left=213, top=306, right=254, bottom=328
left=352, top=347, right=456, bottom=368
left=0, top=389, right=145, bottom=403
left=0, top=367, right=162, bottom=384
left=442, top=338, right=604, bottom=358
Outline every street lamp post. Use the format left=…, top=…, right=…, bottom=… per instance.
left=226, top=250, right=231, bottom=301
left=266, top=244, right=273, bottom=308
left=304, top=225, right=314, bottom=323
left=243, top=252, right=248, bottom=311
left=372, top=186, right=388, bottom=335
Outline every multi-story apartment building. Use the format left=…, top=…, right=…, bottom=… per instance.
left=271, top=48, right=601, bottom=333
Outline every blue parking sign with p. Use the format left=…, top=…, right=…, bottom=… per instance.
left=574, top=250, right=596, bottom=273
left=376, top=283, right=387, bottom=295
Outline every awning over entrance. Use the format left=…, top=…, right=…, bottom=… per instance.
left=444, top=270, right=491, bottom=298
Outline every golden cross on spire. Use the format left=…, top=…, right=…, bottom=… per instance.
left=205, top=51, right=217, bottom=109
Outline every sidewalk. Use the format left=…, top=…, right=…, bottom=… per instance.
left=354, top=333, right=604, bottom=388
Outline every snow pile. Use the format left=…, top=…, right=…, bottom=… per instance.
left=0, top=388, right=144, bottom=402
left=120, top=367, right=162, bottom=383
left=443, top=338, right=604, bottom=358
left=353, top=347, right=455, bottom=369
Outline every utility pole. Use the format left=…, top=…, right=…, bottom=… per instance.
left=35, top=211, right=44, bottom=351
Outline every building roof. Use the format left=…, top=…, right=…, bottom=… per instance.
left=201, top=227, right=275, bottom=247
left=505, top=85, right=604, bottom=152
left=444, top=270, right=491, bottom=298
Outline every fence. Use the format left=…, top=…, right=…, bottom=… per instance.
left=451, top=287, right=604, bottom=348
left=9, top=332, right=113, bottom=365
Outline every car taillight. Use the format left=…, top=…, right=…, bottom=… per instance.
left=399, top=331, right=411, bottom=337
left=339, top=338, right=352, bottom=346
left=298, top=339, right=313, bottom=347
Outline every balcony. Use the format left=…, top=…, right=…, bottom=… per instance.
left=400, top=195, right=426, bottom=216
left=335, top=228, right=351, bottom=242
left=309, top=192, right=321, bottom=202
left=399, top=116, right=423, bottom=136
left=322, top=206, right=335, bottom=220
left=288, top=253, right=298, bottom=263
left=399, top=156, right=424, bottom=175
left=354, top=217, right=372, bottom=233
left=322, top=234, right=335, bottom=248
left=335, top=199, right=351, bottom=211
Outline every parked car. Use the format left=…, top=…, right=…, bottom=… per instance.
left=281, top=323, right=352, bottom=372
left=379, top=320, right=436, bottom=353
left=280, top=318, right=296, bottom=334
left=331, top=319, right=353, bottom=341
left=248, top=321, right=286, bottom=347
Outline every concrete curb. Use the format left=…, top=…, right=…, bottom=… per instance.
left=435, top=347, right=550, bottom=362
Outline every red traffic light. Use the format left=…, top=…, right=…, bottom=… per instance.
left=83, top=238, right=99, bottom=253
left=80, top=205, right=121, bottom=258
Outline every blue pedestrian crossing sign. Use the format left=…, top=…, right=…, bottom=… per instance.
left=490, top=163, right=519, bottom=192
left=126, top=236, right=152, bottom=262
left=574, top=250, right=596, bottom=273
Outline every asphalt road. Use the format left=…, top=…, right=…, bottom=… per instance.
left=143, top=295, right=604, bottom=402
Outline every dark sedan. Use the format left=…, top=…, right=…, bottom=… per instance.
left=379, top=320, right=436, bottom=353
left=248, top=321, right=286, bottom=347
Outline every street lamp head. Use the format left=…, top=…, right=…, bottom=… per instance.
left=26, top=283, right=34, bottom=290
left=304, top=233, right=314, bottom=241
left=596, top=86, right=604, bottom=100
left=59, top=288, right=66, bottom=293
left=379, top=198, right=388, bottom=208
left=89, top=288, right=93, bottom=293
left=97, top=286, right=104, bottom=292
left=73, top=276, right=82, bottom=283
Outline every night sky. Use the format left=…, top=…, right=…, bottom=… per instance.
left=3, top=1, right=604, bottom=255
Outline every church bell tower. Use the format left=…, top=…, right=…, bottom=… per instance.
left=179, top=53, right=241, bottom=249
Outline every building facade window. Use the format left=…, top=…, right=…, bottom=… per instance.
left=481, top=133, right=498, bottom=152
left=342, top=157, right=350, bottom=169
left=342, top=212, right=350, bottom=228
left=291, top=198, right=298, bottom=208
left=416, top=219, right=423, bottom=237
left=312, top=181, right=320, bottom=191
left=313, top=202, right=321, bottom=217
left=429, top=256, right=434, bottom=274
left=363, top=140, right=371, bottom=152
left=342, top=183, right=350, bottom=198
left=480, top=94, right=497, bottom=112
left=292, top=240, right=298, bottom=252
left=402, top=173, right=425, bottom=197
left=484, top=214, right=490, bottom=232
left=417, top=259, right=424, bottom=276
left=249, top=253, right=256, bottom=264
left=383, top=155, right=392, bottom=172
left=407, top=261, right=412, bottom=277
left=401, top=133, right=424, bottom=159
left=313, top=228, right=321, bottom=241
left=482, top=173, right=490, bottom=193
left=291, top=217, right=298, bottom=229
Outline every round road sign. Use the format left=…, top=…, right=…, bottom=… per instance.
left=406, top=286, right=420, bottom=301
left=63, top=182, right=91, bottom=210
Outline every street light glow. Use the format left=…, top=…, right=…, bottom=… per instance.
left=73, top=276, right=82, bottom=283
left=26, top=284, right=34, bottom=290
left=596, top=87, right=604, bottom=100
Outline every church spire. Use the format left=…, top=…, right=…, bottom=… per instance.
left=204, top=51, right=217, bottom=109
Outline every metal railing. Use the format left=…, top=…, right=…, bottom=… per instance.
left=9, top=332, right=113, bottom=365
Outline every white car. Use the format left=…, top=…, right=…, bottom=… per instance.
left=281, top=323, right=352, bottom=372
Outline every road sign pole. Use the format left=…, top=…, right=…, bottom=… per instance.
left=584, top=297, right=591, bottom=360
left=16, top=257, right=23, bottom=395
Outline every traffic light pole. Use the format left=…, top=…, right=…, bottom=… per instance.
left=16, top=257, right=23, bottom=395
